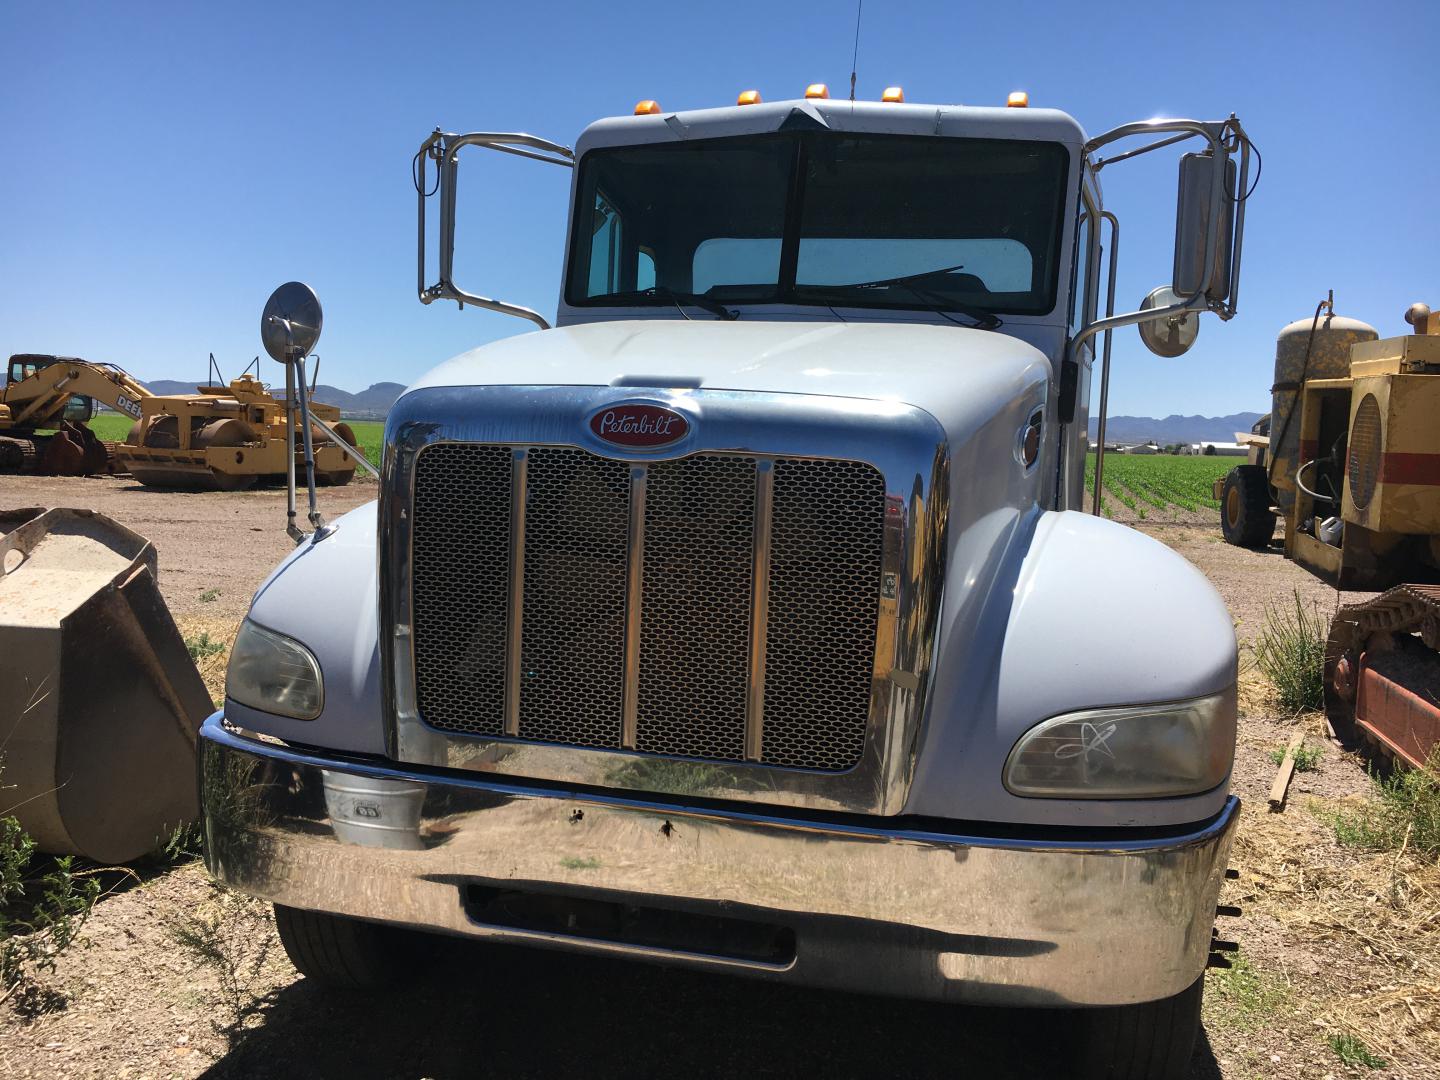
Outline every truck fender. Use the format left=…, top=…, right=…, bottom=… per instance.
left=906, top=510, right=1237, bottom=827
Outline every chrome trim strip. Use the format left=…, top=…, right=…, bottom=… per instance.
left=201, top=716, right=1240, bottom=1007
left=504, top=448, right=528, bottom=737
left=380, top=385, right=949, bottom=815
left=745, top=459, right=774, bottom=763
left=620, top=464, right=647, bottom=750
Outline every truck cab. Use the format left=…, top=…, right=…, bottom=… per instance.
left=202, top=90, right=1254, bottom=1079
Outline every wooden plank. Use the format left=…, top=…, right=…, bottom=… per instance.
left=1268, top=727, right=1306, bottom=811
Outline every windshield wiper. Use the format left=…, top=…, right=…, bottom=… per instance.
left=603, top=286, right=738, bottom=321
left=798, top=264, right=1003, bottom=330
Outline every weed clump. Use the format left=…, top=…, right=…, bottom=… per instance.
left=1331, top=752, right=1440, bottom=861
left=186, top=631, right=226, bottom=660
left=1, top=766, right=101, bottom=1015
left=1326, top=1031, right=1386, bottom=1069
left=1268, top=742, right=1323, bottom=773
left=1254, top=591, right=1328, bottom=713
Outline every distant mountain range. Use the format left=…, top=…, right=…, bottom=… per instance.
left=141, top=380, right=406, bottom=420
left=1088, top=412, right=1264, bottom=446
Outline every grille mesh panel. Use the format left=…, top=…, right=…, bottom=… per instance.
left=408, top=443, right=886, bottom=772
left=762, top=458, right=886, bottom=770
left=635, top=455, right=756, bottom=760
left=1348, top=393, right=1382, bottom=511
left=518, top=448, right=630, bottom=748
left=411, top=444, right=512, bottom=736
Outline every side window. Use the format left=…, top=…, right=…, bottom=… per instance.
left=1069, top=205, right=1092, bottom=336
left=587, top=193, right=623, bottom=296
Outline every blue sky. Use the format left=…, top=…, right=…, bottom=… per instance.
left=2, top=1, right=1435, bottom=417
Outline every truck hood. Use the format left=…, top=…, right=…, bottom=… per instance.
left=405, top=319, right=1051, bottom=437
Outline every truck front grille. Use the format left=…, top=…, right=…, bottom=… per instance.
left=409, top=444, right=886, bottom=772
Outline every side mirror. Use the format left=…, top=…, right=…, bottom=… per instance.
left=1173, top=151, right=1236, bottom=302
left=1138, top=286, right=1200, bottom=357
left=261, top=281, right=324, bottom=363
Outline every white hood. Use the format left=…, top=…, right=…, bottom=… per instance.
left=405, top=320, right=1051, bottom=436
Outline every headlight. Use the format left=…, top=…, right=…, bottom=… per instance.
left=1003, top=687, right=1235, bottom=799
left=226, top=619, right=323, bottom=720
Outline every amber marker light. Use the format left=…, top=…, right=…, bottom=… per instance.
left=881, top=87, right=905, bottom=103
left=805, top=83, right=829, bottom=99
left=737, top=90, right=762, bottom=106
left=634, top=100, right=662, bottom=115
left=1007, top=91, right=1029, bottom=108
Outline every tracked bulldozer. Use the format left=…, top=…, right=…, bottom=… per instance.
left=1216, top=297, right=1440, bottom=768
left=2, top=352, right=362, bottom=490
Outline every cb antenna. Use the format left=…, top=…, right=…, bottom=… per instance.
left=848, top=0, right=863, bottom=102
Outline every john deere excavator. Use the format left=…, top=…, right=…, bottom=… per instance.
left=1217, top=298, right=1440, bottom=769
left=1, top=353, right=361, bottom=489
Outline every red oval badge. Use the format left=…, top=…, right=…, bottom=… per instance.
left=589, top=404, right=689, bottom=448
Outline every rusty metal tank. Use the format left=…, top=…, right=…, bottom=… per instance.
left=1270, top=310, right=1378, bottom=512
left=0, top=509, right=210, bottom=863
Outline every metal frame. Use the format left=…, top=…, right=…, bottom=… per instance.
left=378, top=384, right=949, bottom=816
left=1074, top=117, right=1253, bottom=512
left=416, top=129, right=574, bottom=329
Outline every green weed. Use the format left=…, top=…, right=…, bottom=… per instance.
left=1253, top=591, right=1328, bottom=713
left=1204, top=951, right=1290, bottom=1032
left=1330, top=751, right=1440, bottom=861
left=560, top=856, right=601, bottom=871
left=199, top=588, right=221, bottom=604
left=1268, top=742, right=1323, bottom=772
left=186, top=631, right=226, bottom=661
left=1326, top=1032, right=1385, bottom=1069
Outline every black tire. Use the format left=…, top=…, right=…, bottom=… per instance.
left=1071, top=976, right=1203, bottom=1080
left=1220, top=464, right=1276, bottom=548
left=272, top=904, right=407, bottom=990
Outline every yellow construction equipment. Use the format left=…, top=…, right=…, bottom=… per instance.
left=2, top=353, right=361, bottom=490
left=1217, top=297, right=1440, bottom=768
left=1, top=354, right=146, bottom=474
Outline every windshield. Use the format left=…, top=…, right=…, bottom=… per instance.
left=566, top=132, right=1070, bottom=317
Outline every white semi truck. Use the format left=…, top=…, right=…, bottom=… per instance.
left=203, top=87, right=1254, bottom=1078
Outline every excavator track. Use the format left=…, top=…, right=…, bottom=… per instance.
left=1326, top=584, right=1440, bottom=770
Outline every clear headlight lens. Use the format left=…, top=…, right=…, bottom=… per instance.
left=226, top=619, right=323, bottom=720
left=1003, top=687, right=1235, bottom=799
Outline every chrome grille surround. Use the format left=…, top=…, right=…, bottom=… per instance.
left=382, top=385, right=948, bottom=814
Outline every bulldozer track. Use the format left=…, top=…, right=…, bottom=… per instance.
left=1326, top=584, right=1440, bottom=768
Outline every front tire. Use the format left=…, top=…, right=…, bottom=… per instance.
left=1071, top=976, right=1203, bottom=1080
left=1220, top=465, right=1276, bottom=548
left=273, top=904, right=408, bottom=990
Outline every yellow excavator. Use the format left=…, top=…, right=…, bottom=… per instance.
left=1, top=353, right=361, bottom=489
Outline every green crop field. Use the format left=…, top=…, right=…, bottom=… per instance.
left=85, top=415, right=384, bottom=471
left=1083, top=451, right=1234, bottom=520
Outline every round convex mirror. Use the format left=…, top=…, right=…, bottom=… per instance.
left=1137, top=286, right=1200, bottom=358
left=261, top=282, right=324, bottom=364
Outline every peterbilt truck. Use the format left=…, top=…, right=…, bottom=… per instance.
left=202, top=87, right=1255, bottom=1078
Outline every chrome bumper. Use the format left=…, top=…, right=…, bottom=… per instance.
left=200, top=715, right=1238, bottom=1007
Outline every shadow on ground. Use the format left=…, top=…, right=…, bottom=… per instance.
left=198, top=940, right=1221, bottom=1079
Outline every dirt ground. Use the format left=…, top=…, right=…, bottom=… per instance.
left=1, top=476, right=1435, bottom=1078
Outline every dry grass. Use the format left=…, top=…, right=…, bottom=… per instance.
left=1229, top=777, right=1440, bottom=1068
left=175, top=613, right=241, bottom=706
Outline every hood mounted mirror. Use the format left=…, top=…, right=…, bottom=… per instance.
left=1138, top=286, right=1200, bottom=357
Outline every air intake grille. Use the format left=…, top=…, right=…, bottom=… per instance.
left=1348, top=393, right=1382, bottom=511
left=408, top=443, right=886, bottom=772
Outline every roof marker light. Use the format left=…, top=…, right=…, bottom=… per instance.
left=805, top=83, right=829, bottom=99
left=1007, top=91, right=1029, bottom=108
left=634, top=100, right=662, bottom=115
left=881, top=86, right=905, bottom=103
left=737, top=90, right=762, bottom=106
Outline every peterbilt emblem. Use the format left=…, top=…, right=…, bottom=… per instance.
left=589, top=404, right=689, bottom=447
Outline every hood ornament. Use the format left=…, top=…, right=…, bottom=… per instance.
left=589, top=404, right=689, bottom=448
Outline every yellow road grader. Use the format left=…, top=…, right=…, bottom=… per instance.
left=1, top=353, right=360, bottom=489
left=1217, top=298, right=1440, bottom=768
